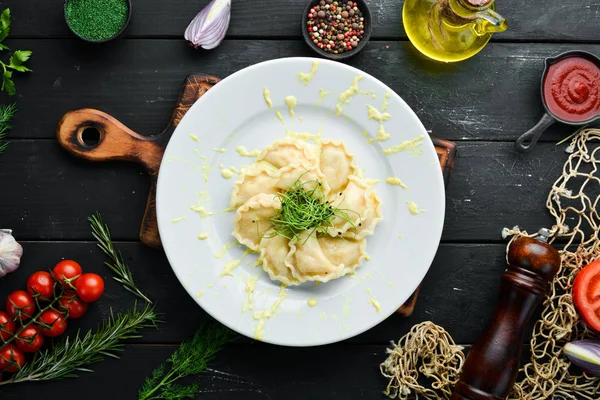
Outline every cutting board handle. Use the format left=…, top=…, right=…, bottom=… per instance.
left=56, top=73, right=221, bottom=247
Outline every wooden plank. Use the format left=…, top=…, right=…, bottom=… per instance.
left=8, top=0, right=600, bottom=42
left=1, top=343, right=551, bottom=400
left=0, top=242, right=519, bottom=345
left=0, top=39, right=588, bottom=143
left=0, top=344, right=393, bottom=399
left=0, top=140, right=563, bottom=242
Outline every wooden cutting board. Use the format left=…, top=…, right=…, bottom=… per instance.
left=56, top=73, right=456, bottom=317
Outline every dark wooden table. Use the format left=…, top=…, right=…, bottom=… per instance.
left=0, top=0, right=595, bottom=398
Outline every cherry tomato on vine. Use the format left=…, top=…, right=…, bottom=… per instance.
left=52, top=260, right=82, bottom=288
left=0, top=312, right=15, bottom=341
left=573, top=260, right=600, bottom=331
left=26, top=271, right=55, bottom=301
left=0, top=345, right=25, bottom=373
left=75, top=273, right=104, bottom=303
left=58, top=293, right=88, bottom=319
left=6, top=290, right=36, bottom=321
left=15, top=326, right=44, bottom=353
left=38, top=310, right=67, bottom=337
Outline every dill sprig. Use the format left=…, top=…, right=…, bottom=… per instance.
left=270, top=178, right=358, bottom=242
left=0, top=303, right=157, bottom=386
left=138, top=322, right=235, bottom=400
left=88, top=212, right=153, bottom=304
left=0, top=103, right=16, bottom=153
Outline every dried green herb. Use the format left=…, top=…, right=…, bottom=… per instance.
left=65, top=0, right=129, bottom=41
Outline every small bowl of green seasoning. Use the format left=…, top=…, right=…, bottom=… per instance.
left=64, top=0, right=132, bottom=43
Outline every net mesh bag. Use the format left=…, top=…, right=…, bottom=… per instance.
left=381, top=129, right=600, bottom=399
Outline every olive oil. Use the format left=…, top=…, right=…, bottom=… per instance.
left=403, top=0, right=507, bottom=63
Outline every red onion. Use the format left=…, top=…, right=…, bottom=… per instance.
left=184, top=0, right=231, bottom=50
left=563, top=339, right=600, bottom=376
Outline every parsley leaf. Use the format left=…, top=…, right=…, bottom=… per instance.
left=9, top=50, right=32, bottom=72
left=2, top=69, right=14, bottom=95
left=0, top=9, right=10, bottom=45
left=0, top=9, right=32, bottom=95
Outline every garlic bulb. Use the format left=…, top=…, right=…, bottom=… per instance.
left=0, top=229, right=23, bottom=278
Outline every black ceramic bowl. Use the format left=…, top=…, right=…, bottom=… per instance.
left=302, top=0, right=372, bottom=60
left=64, top=0, right=132, bottom=43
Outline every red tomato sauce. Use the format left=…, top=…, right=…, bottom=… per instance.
left=543, top=56, right=600, bottom=122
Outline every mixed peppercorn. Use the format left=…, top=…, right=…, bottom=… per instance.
left=306, top=0, right=366, bottom=55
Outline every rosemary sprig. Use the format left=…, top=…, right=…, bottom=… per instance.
left=270, top=177, right=358, bottom=243
left=88, top=213, right=152, bottom=304
left=0, top=103, right=16, bottom=153
left=0, top=303, right=157, bottom=385
left=0, top=212, right=157, bottom=386
left=138, top=322, right=234, bottom=400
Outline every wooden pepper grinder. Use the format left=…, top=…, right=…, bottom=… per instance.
left=451, top=230, right=561, bottom=400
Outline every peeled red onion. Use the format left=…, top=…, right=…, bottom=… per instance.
left=184, top=0, right=231, bottom=50
left=563, top=340, right=600, bottom=376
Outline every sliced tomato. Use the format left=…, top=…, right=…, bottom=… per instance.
left=573, top=260, right=600, bottom=331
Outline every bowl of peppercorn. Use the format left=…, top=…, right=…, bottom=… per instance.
left=64, top=0, right=132, bottom=43
left=302, top=0, right=371, bottom=60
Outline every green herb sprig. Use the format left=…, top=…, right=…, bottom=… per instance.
left=270, top=177, right=358, bottom=242
left=0, top=303, right=157, bottom=385
left=0, top=102, right=16, bottom=153
left=0, top=9, right=33, bottom=95
left=0, top=213, right=158, bottom=386
left=138, top=323, right=234, bottom=400
left=89, top=212, right=152, bottom=304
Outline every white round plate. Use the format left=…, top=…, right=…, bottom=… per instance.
left=156, top=57, right=445, bottom=346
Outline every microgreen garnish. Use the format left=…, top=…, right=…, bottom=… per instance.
left=269, top=176, right=358, bottom=243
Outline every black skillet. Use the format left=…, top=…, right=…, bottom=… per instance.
left=515, top=50, right=600, bottom=153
